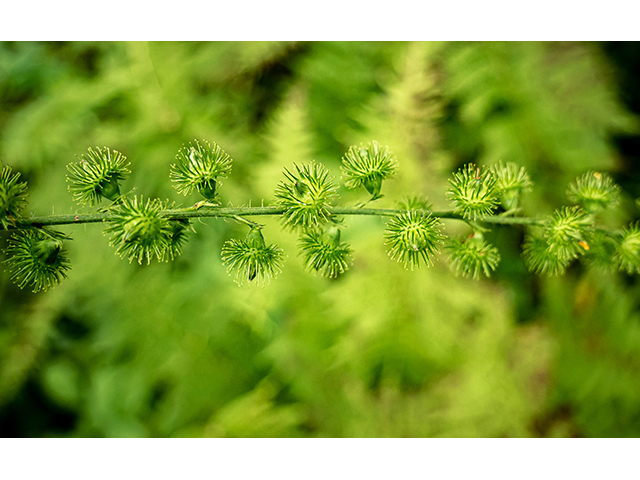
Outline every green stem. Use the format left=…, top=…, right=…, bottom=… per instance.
left=7, top=205, right=546, bottom=229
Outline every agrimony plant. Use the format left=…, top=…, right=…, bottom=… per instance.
left=2, top=139, right=640, bottom=293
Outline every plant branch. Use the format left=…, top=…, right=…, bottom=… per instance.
left=6, top=205, right=547, bottom=229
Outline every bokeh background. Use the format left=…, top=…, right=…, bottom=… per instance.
left=1, top=41, right=640, bottom=438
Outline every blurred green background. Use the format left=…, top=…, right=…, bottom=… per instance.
left=1, top=41, right=640, bottom=438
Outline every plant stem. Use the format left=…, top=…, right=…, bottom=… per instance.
left=7, top=205, right=546, bottom=229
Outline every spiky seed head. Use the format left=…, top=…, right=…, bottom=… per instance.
left=170, top=139, right=233, bottom=201
left=614, top=223, right=640, bottom=275
left=447, top=232, right=501, bottom=279
left=398, top=195, right=433, bottom=212
left=4, top=229, right=71, bottom=292
left=567, top=171, right=620, bottom=213
left=221, top=227, right=285, bottom=286
left=104, top=196, right=174, bottom=264
left=544, top=206, right=592, bottom=260
left=384, top=211, right=445, bottom=270
left=523, top=235, right=571, bottom=276
left=299, top=226, right=353, bottom=278
left=491, top=162, right=533, bottom=211
left=67, top=147, right=130, bottom=206
left=0, top=162, right=29, bottom=229
left=447, top=164, right=499, bottom=220
left=274, top=162, right=339, bottom=230
left=341, top=141, right=398, bottom=199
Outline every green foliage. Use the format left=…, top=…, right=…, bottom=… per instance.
left=2, top=41, right=640, bottom=440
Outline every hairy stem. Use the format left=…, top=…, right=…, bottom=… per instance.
left=7, top=205, right=546, bottom=229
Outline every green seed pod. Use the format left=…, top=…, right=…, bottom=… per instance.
left=67, top=147, right=130, bottom=206
left=4, top=229, right=71, bottom=292
left=105, top=196, right=174, bottom=264
left=170, top=139, right=232, bottom=202
left=447, top=232, right=501, bottom=279
left=0, top=162, right=29, bottom=229
left=384, top=211, right=445, bottom=270
left=221, top=227, right=284, bottom=286
left=491, top=162, right=533, bottom=211
left=614, top=223, right=640, bottom=275
left=165, top=219, right=191, bottom=261
left=567, top=171, right=620, bottom=214
left=274, top=162, right=339, bottom=230
left=447, top=164, right=499, bottom=220
left=299, top=226, right=353, bottom=278
left=341, top=141, right=397, bottom=201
